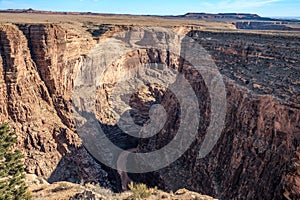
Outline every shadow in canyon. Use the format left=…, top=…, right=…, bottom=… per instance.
left=47, top=32, right=212, bottom=194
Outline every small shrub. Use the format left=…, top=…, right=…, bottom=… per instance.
left=51, top=183, right=72, bottom=193
left=128, top=182, right=151, bottom=200
left=85, top=183, right=113, bottom=197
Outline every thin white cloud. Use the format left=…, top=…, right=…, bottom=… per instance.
left=200, top=0, right=282, bottom=11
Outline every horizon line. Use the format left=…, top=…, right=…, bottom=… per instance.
left=0, top=8, right=299, bottom=18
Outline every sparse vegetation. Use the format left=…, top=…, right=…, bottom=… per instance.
left=84, top=183, right=113, bottom=197
left=28, top=179, right=214, bottom=200
left=128, top=182, right=151, bottom=200
left=51, top=182, right=72, bottom=193
left=0, top=123, right=30, bottom=200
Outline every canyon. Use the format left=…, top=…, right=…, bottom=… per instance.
left=0, top=12, right=299, bottom=200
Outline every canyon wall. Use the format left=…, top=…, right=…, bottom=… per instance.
left=131, top=30, right=300, bottom=200
left=0, top=23, right=299, bottom=199
left=0, top=24, right=113, bottom=189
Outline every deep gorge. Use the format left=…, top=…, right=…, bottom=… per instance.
left=0, top=23, right=299, bottom=199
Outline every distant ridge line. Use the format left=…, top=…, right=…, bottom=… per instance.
left=0, top=9, right=299, bottom=23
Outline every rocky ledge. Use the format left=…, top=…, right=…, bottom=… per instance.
left=26, top=174, right=216, bottom=200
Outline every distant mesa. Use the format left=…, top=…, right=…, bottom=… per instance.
left=0, top=9, right=299, bottom=31
left=181, top=12, right=262, bottom=20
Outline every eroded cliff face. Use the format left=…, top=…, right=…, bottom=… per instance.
left=0, top=24, right=112, bottom=188
left=89, top=29, right=300, bottom=199
left=130, top=30, right=300, bottom=200
left=0, top=23, right=299, bottom=200
left=134, top=83, right=300, bottom=199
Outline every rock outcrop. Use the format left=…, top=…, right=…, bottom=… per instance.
left=25, top=175, right=216, bottom=200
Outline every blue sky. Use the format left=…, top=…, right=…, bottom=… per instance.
left=0, top=0, right=299, bottom=17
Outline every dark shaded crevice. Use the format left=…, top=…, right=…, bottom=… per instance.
left=17, top=24, right=54, bottom=102
left=86, top=146, right=123, bottom=193
left=48, top=126, right=115, bottom=190
left=17, top=24, right=74, bottom=129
